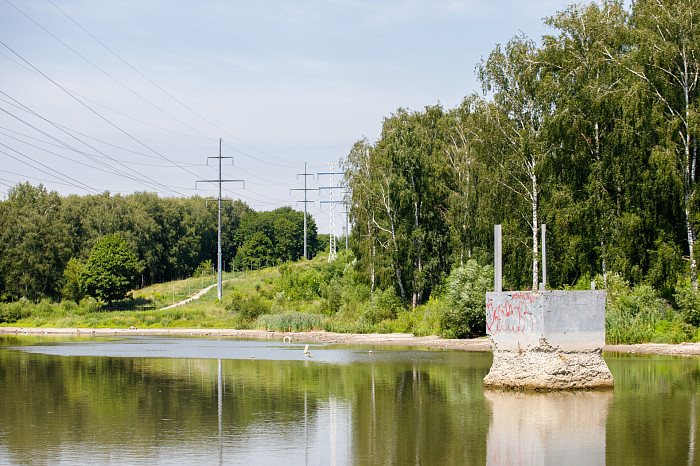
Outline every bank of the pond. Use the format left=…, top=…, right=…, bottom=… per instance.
left=3, top=327, right=700, bottom=355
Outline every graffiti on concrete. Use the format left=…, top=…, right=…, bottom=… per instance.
left=486, top=291, right=536, bottom=337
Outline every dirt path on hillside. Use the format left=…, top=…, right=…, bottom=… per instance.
left=2, top=327, right=699, bottom=356
left=160, top=282, right=219, bottom=310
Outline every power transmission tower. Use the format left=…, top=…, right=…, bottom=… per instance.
left=196, top=138, right=243, bottom=301
left=318, top=162, right=344, bottom=262
left=342, top=207, right=350, bottom=250
left=290, top=162, right=314, bottom=260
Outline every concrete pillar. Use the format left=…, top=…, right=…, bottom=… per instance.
left=541, top=224, right=547, bottom=290
left=494, top=224, right=502, bottom=292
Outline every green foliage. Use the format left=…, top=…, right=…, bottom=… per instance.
left=602, top=273, right=694, bottom=344
left=0, top=188, right=256, bottom=302
left=0, top=183, right=71, bottom=301
left=275, top=264, right=325, bottom=301
left=80, top=235, right=140, bottom=304
left=439, top=260, right=494, bottom=339
left=194, top=260, right=214, bottom=278
left=673, top=281, right=700, bottom=327
left=0, top=299, right=32, bottom=323
left=62, top=257, right=85, bottom=302
left=254, top=312, right=324, bottom=332
left=235, top=207, right=319, bottom=265
left=226, top=291, right=272, bottom=320
left=362, top=288, right=402, bottom=324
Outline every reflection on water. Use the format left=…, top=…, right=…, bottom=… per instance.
left=0, top=336, right=698, bottom=465
left=485, top=390, right=612, bottom=465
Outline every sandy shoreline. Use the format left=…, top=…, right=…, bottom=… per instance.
left=2, top=327, right=700, bottom=356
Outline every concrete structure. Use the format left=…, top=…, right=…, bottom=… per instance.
left=484, top=290, right=613, bottom=390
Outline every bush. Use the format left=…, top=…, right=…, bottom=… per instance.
left=673, top=281, right=700, bottom=327
left=226, top=292, right=271, bottom=320
left=275, top=264, right=325, bottom=301
left=439, top=260, right=494, bottom=339
left=0, top=299, right=32, bottom=323
left=362, top=288, right=402, bottom=324
left=194, top=260, right=214, bottom=278
left=78, top=297, right=102, bottom=313
left=603, top=273, right=671, bottom=344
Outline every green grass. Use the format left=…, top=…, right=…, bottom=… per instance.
left=2, top=257, right=700, bottom=344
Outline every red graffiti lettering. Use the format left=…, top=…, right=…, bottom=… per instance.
left=486, top=292, right=536, bottom=337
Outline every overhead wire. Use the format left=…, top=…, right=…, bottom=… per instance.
left=4, top=0, right=213, bottom=142
left=45, top=0, right=300, bottom=169
left=0, top=144, right=100, bottom=193
left=0, top=169, right=86, bottom=188
left=0, top=3, right=334, bottom=212
left=0, top=126, right=146, bottom=177
left=0, top=40, right=198, bottom=196
left=0, top=93, right=189, bottom=194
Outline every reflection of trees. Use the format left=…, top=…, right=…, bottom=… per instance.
left=4, top=341, right=697, bottom=465
left=351, top=357, right=492, bottom=465
left=605, top=354, right=700, bottom=465
left=0, top=351, right=321, bottom=463
left=0, top=344, right=493, bottom=464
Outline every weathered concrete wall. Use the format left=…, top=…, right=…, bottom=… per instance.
left=485, top=290, right=606, bottom=351
left=484, top=290, right=613, bottom=389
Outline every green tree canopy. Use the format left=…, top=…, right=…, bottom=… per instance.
left=80, top=234, right=140, bottom=304
left=234, top=207, right=318, bottom=265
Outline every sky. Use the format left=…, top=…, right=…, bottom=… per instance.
left=0, top=0, right=581, bottom=234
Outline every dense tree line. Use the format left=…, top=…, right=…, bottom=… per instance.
left=233, top=206, right=319, bottom=268
left=344, top=0, right=699, bottom=308
left=0, top=183, right=318, bottom=302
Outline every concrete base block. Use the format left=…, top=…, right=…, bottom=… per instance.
left=484, top=338, right=614, bottom=390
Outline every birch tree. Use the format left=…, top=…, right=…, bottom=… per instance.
left=619, top=0, right=700, bottom=288
left=542, top=1, right=630, bottom=280
left=478, top=36, right=554, bottom=291
left=343, top=139, right=378, bottom=293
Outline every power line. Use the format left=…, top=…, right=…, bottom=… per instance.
left=4, top=0, right=212, bottom=141
left=0, top=144, right=100, bottom=193
left=0, top=40, right=199, bottom=192
left=196, top=139, right=243, bottom=301
left=0, top=96, right=186, bottom=195
left=44, top=0, right=297, bottom=169
left=291, top=162, right=315, bottom=260
left=0, top=168, right=89, bottom=188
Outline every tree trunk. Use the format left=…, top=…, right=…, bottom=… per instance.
left=685, top=95, right=697, bottom=290
left=685, top=136, right=697, bottom=290
left=368, top=219, right=375, bottom=294
left=395, top=262, right=407, bottom=308
left=532, top=172, right=539, bottom=292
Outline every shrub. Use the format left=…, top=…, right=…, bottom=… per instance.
left=603, top=273, right=672, bottom=344
left=78, top=297, right=102, bottom=313
left=439, top=260, right=494, bottom=339
left=362, top=288, right=402, bottom=324
left=194, top=260, right=214, bottom=278
left=0, top=299, right=32, bottom=323
left=673, top=281, right=700, bottom=327
left=226, top=292, right=271, bottom=320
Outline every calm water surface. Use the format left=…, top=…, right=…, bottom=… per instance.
left=0, top=335, right=698, bottom=465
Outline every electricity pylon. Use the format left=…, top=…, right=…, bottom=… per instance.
left=196, top=138, right=243, bottom=300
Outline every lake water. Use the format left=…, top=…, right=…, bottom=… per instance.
left=0, top=335, right=698, bottom=465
